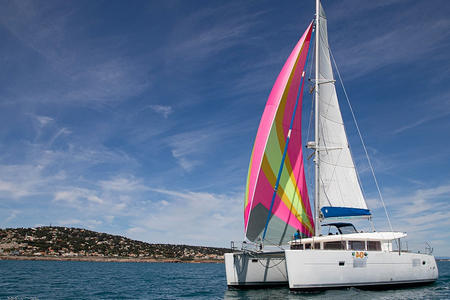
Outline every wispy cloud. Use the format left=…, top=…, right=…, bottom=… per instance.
left=165, top=4, right=265, bottom=65
left=370, top=182, right=450, bottom=254
left=329, top=0, right=450, bottom=78
left=4, top=210, right=20, bottom=224
left=36, top=115, right=54, bottom=127
left=0, top=163, right=64, bottom=199
left=148, top=105, right=173, bottom=119
left=99, top=176, right=148, bottom=192
left=392, top=91, right=450, bottom=134
left=126, top=187, right=242, bottom=246
left=166, top=129, right=216, bottom=171
left=0, top=0, right=150, bottom=105
left=54, top=188, right=104, bottom=205
left=56, top=218, right=102, bottom=229
left=327, top=0, right=411, bottom=22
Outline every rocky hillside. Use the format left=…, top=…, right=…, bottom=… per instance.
left=0, top=227, right=229, bottom=261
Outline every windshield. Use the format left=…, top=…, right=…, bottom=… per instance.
left=338, top=224, right=357, bottom=234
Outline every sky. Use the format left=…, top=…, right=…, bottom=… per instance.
left=0, top=0, right=449, bottom=255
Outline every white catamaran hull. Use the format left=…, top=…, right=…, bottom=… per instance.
left=285, top=250, right=438, bottom=290
left=225, top=251, right=288, bottom=287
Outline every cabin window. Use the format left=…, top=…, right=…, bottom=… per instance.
left=304, top=243, right=312, bottom=249
left=290, top=243, right=302, bottom=250
left=348, top=241, right=365, bottom=251
left=367, top=241, right=381, bottom=251
left=323, top=241, right=346, bottom=250
left=314, top=242, right=321, bottom=250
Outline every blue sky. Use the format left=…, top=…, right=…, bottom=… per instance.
left=0, top=0, right=449, bottom=255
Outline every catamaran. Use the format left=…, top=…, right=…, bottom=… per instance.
left=225, top=0, right=438, bottom=290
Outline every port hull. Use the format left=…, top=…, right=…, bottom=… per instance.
left=225, top=251, right=288, bottom=288
left=285, top=249, right=438, bottom=290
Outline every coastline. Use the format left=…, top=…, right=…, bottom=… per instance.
left=0, top=255, right=224, bottom=264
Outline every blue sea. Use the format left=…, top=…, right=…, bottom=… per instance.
left=0, top=260, right=448, bottom=299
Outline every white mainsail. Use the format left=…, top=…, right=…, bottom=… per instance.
left=316, top=3, right=369, bottom=218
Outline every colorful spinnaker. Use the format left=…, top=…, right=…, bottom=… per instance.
left=244, top=22, right=315, bottom=245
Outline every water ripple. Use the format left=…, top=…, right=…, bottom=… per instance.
left=0, top=260, right=448, bottom=299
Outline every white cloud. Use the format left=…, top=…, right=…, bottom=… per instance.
left=4, top=210, right=20, bottom=224
left=0, top=163, right=65, bottom=199
left=56, top=219, right=82, bottom=226
left=56, top=218, right=102, bottom=229
left=36, top=115, right=54, bottom=127
left=0, top=180, right=31, bottom=198
left=54, top=188, right=104, bottom=206
left=48, top=127, right=71, bottom=146
left=127, top=227, right=146, bottom=235
left=166, top=130, right=213, bottom=171
left=99, top=176, right=148, bottom=192
left=149, top=105, right=173, bottom=118
left=370, top=183, right=450, bottom=255
left=159, top=200, right=169, bottom=207
left=126, top=187, right=243, bottom=246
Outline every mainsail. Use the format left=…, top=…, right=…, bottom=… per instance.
left=244, top=23, right=315, bottom=245
left=316, top=3, right=370, bottom=218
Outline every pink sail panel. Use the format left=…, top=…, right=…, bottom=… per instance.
left=244, top=22, right=314, bottom=244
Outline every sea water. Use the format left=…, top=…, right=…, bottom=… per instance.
left=0, top=260, right=449, bottom=299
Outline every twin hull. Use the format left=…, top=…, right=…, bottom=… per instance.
left=225, top=250, right=438, bottom=289
left=225, top=252, right=288, bottom=287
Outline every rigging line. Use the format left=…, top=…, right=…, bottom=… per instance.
left=306, top=19, right=316, bottom=153
left=262, top=28, right=315, bottom=241
left=326, top=148, right=345, bottom=203
left=328, top=48, right=394, bottom=234
left=306, top=35, right=316, bottom=144
left=261, top=237, right=287, bottom=250
left=306, top=95, right=314, bottom=144
left=257, top=258, right=286, bottom=272
left=307, top=29, right=315, bottom=83
left=305, top=99, right=315, bottom=206
left=305, top=83, right=315, bottom=205
left=347, top=129, right=367, bottom=198
left=319, top=176, right=332, bottom=206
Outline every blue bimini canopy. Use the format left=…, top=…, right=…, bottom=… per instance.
left=321, top=206, right=371, bottom=218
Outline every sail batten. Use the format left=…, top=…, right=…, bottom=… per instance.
left=244, top=23, right=315, bottom=245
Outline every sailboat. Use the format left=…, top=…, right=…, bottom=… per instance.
left=225, top=0, right=439, bottom=290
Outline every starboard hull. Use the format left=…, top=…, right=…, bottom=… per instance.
left=225, top=251, right=288, bottom=288
left=285, top=249, right=438, bottom=290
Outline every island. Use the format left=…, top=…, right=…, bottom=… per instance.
left=0, top=226, right=230, bottom=263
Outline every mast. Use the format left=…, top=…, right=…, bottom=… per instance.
left=314, top=0, right=320, bottom=236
